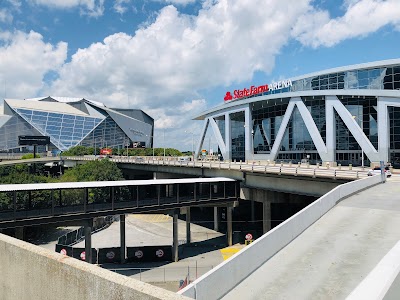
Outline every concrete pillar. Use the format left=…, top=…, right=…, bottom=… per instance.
left=263, top=201, right=271, bottom=234
left=186, top=207, right=191, bottom=244
left=227, top=206, right=233, bottom=246
left=84, top=219, right=92, bottom=264
left=172, top=210, right=179, bottom=262
left=251, top=199, right=255, bottom=224
left=214, top=207, right=219, bottom=231
left=15, top=227, right=24, bottom=240
left=120, top=214, right=126, bottom=264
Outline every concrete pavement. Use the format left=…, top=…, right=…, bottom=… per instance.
left=222, top=175, right=400, bottom=299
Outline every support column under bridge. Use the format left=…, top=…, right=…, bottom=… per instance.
left=240, top=188, right=316, bottom=233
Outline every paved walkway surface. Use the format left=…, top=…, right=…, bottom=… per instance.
left=222, top=175, right=400, bottom=300
left=39, top=213, right=242, bottom=292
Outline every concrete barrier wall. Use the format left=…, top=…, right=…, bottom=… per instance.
left=0, top=233, right=188, bottom=300
left=179, top=175, right=382, bottom=300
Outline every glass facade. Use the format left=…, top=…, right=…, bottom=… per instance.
left=230, top=112, right=245, bottom=162
left=214, top=115, right=225, bottom=143
left=0, top=114, right=42, bottom=151
left=0, top=98, right=154, bottom=153
left=240, top=65, right=400, bottom=100
left=14, top=108, right=104, bottom=151
left=389, top=107, right=400, bottom=166
left=81, top=116, right=131, bottom=149
left=251, top=98, right=290, bottom=154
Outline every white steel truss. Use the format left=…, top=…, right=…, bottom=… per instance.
left=197, top=95, right=397, bottom=164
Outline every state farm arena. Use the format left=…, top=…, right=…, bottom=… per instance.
left=194, top=59, right=400, bottom=167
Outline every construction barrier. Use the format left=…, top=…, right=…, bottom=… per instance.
left=98, top=247, right=121, bottom=264
left=127, top=246, right=172, bottom=262
left=71, top=247, right=98, bottom=264
left=55, top=244, right=73, bottom=256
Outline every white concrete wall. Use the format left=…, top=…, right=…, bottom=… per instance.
left=0, top=233, right=188, bottom=300
left=179, top=175, right=382, bottom=300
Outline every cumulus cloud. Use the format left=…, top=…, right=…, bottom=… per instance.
left=0, top=30, right=67, bottom=98
left=29, top=0, right=105, bottom=17
left=47, top=1, right=312, bottom=110
left=4, top=0, right=400, bottom=149
left=292, top=0, right=400, bottom=48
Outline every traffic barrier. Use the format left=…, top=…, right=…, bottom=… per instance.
left=127, top=246, right=172, bottom=262
left=98, top=247, right=121, bottom=264
left=55, top=244, right=73, bottom=256
left=72, top=247, right=98, bottom=264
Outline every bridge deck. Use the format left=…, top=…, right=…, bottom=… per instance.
left=223, top=176, right=400, bottom=299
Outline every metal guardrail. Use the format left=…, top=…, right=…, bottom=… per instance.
left=64, top=156, right=368, bottom=180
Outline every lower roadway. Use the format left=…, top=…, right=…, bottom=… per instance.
left=222, top=175, right=400, bottom=300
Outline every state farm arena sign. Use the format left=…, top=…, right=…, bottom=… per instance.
left=224, top=79, right=292, bottom=102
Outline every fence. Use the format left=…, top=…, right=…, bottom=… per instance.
left=57, top=215, right=117, bottom=245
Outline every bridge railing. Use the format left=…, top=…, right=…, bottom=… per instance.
left=0, top=179, right=237, bottom=227
left=178, top=174, right=383, bottom=300
left=63, top=156, right=368, bottom=180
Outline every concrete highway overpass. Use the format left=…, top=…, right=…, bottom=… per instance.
left=179, top=174, right=400, bottom=299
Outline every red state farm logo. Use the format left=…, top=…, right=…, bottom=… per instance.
left=224, top=92, right=233, bottom=101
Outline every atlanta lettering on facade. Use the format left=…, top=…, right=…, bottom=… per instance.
left=224, top=79, right=293, bottom=102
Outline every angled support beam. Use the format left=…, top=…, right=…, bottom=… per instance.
left=293, top=97, right=329, bottom=161
left=268, top=101, right=296, bottom=161
left=330, top=95, right=379, bottom=162
left=195, top=119, right=209, bottom=158
left=209, top=117, right=226, bottom=156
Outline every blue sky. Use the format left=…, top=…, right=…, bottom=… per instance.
left=1, top=0, right=400, bottom=151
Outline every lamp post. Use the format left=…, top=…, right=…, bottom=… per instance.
left=352, top=115, right=364, bottom=168
left=163, top=129, right=166, bottom=160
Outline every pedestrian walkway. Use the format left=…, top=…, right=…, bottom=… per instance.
left=222, top=175, right=400, bottom=299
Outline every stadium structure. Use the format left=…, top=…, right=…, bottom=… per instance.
left=194, top=59, right=400, bottom=166
left=0, top=96, right=154, bottom=153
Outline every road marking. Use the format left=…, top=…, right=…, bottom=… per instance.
left=220, top=246, right=244, bottom=260
left=131, top=214, right=172, bottom=223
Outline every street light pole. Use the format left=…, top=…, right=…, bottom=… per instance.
left=163, top=129, right=166, bottom=160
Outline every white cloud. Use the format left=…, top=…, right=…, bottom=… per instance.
left=0, top=9, right=13, bottom=23
left=113, top=0, right=130, bottom=14
left=43, top=0, right=313, bottom=150
left=292, top=0, right=400, bottom=48
left=0, top=30, right=67, bottom=98
left=29, top=0, right=105, bottom=17
left=165, top=0, right=196, bottom=5
left=5, top=0, right=400, bottom=150
left=48, top=1, right=312, bottom=106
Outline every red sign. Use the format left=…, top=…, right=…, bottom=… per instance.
left=245, top=233, right=253, bottom=241
left=60, top=248, right=67, bottom=255
left=80, top=251, right=86, bottom=261
left=100, top=148, right=112, bottom=155
left=224, top=79, right=292, bottom=102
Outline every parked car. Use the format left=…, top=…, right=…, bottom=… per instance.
left=367, top=166, right=392, bottom=177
